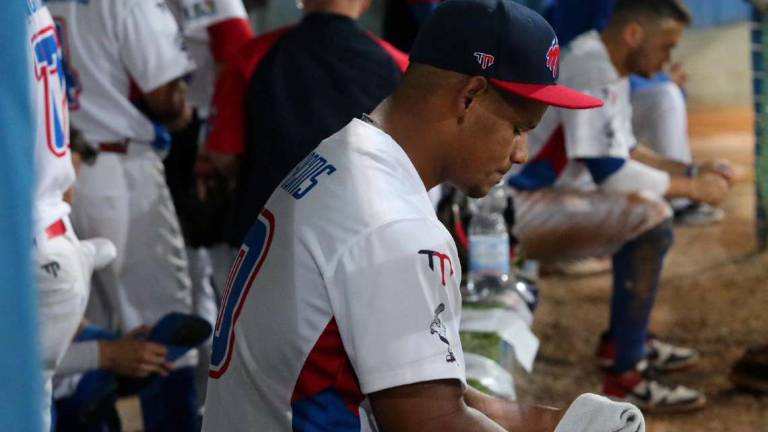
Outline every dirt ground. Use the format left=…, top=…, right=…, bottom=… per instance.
left=515, top=107, right=768, bottom=432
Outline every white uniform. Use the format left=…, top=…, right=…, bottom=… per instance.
left=46, top=0, right=196, bottom=336
left=508, top=31, right=671, bottom=261
left=203, top=119, right=466, bottom=431
left=26, top=1, right=93, bottom=428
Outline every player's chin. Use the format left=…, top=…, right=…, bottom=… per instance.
left=464, top=176, right=502, bottom=198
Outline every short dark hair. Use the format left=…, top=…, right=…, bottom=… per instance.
left=611, top=0, right=692, bottom=27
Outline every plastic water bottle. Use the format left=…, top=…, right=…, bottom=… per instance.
left=465, top=185, right=511, bottom=300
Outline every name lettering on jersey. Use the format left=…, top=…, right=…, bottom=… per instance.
left=418, top=249, right=454, bottom=287
left=210, top=209, right=275, bottom=379
left=32, top=25, right=69, bottom=157
left=281, top=152, right=337, bottom=200
left=429, top=303, right=456, bottom=363
left=41, top=261, right=61, bottom=278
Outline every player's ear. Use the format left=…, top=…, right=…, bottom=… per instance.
left=624, top=21, right=645, bottom=49
left=456, top=76, right=488, bottom=123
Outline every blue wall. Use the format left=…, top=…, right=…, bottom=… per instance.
left=687, top=0, right=752, bottom=28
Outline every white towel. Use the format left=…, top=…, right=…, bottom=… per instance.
left=554, top=393, right=644, bottom=432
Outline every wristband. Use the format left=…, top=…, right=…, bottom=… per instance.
left=686, top=163, right=699, bottom=178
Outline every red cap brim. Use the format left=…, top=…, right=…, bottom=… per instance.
left=489, top=79, right=604, bottom=109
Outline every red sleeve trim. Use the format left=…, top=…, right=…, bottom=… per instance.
left=208, top=17, right=255, bottom=63
left=369, top=34, right=410, bottom=73
left=205, top=27, right=293, bottom=156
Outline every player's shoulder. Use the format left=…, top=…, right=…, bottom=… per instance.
left=560, top=31, right=617, bottom=90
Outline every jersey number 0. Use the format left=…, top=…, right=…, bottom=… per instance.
left=209, top=209, right=275, bottom=378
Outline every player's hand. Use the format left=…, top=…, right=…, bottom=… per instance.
left=691, top=173, right=730, bottom=205
left=699, top=159, right=735, bottom=184
left=668, top=62, right=688, bottom=89
left=99, top=339, right=173, bottom=378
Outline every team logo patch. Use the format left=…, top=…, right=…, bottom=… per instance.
left=474, top=52, right=495, bottom=70
left=430, top=304, right=456, bottom=363
left=546, top=37, right=560, bottom=79
left=419, top=249, right=454, bottom=287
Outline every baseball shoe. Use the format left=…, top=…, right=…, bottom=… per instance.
left=603, top=361, right=706, bottom=413
left=731, top=344, right=768, bottom=394
left=674, top=203, right=725, bottom=226
left=596, top=333, right=700, bottom=372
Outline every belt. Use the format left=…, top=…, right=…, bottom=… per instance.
left=44, top=219, right=67, bottom=240
left=98, top=139, right=129, bottom=154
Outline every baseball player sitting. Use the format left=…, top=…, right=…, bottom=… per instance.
left=544, top=0, right=736, bottom=226
left=507, top=0, right=731, bottom=412
left=200, top=1, right=629, bottom=431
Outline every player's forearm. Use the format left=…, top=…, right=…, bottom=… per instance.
left=631, top=145, right=687, bottom=176
left=143, top=78, right=193, bottom=132
left=464, top=387, right=563, bottom=432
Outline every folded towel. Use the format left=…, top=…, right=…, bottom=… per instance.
left=554, top=393, right=644, bottom=432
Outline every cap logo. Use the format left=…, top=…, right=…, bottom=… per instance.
left=474, top=52, right=495, bottom=70
left=546, top=37, right=560, bottom=79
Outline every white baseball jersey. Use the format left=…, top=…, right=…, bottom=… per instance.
left=510, top=30, right=636, bottom=192
left=203, top=119, right=466, bottom=431
left=46, top=0, right=195, bottom=145
left=28, top=0, right=74, bottom=235
left=167, top=0, right=249, bottom=114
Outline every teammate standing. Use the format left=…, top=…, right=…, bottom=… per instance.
left=26, top=1, right=114, bottom=429
left=202, top=1, right=608, bottom=430
left=45, top=0, right=198, bottom=429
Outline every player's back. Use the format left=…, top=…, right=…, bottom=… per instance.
left=203, top=119, right=461, bottom=431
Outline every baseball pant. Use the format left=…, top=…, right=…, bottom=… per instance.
left=71, top=144, right=193, bottom=333
left=511, top=187, right=674, bottom=372
left=34, top=216, right=95, bottom=431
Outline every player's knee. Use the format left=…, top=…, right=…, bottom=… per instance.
left=638, top=216, right=675, bottom=255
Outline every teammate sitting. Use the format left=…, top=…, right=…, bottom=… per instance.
left=507, top=0, right=731, bottom=412
left=201, top=1, right=620, bottom=430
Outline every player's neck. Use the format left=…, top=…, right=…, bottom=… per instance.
left=600, top=30, right=631, bottom=78
left=368, top=98, right=446, bottom=192
left=303, top=3, right=365, bottom=19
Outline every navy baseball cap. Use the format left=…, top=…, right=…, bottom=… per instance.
left=410, top=0, right=603, bottom=109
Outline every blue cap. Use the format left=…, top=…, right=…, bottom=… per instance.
left=410, top=0, right=603, bottom=109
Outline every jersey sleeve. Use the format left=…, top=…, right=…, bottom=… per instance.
left=204, top=62, right=247, bottom=155
left=327, top=219, right=466, bottom=395
left=118, top=0, right=196, bottom=93
left=561, top=80, right=636, bottom=160
left=176, top=0, right=248, bottom=35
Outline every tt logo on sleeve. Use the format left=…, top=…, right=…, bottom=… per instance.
left=418, top=249, right=454, bottom=287
left=430, top=303, right=456, bottom=363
